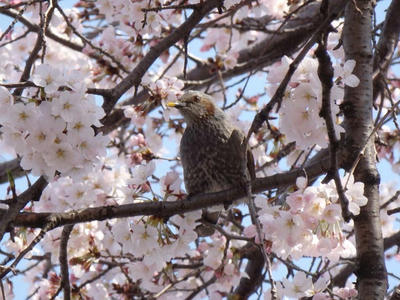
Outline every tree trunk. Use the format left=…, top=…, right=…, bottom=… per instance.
left=342, top=0, right=388, bottom=299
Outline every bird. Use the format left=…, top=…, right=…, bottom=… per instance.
left=167, top=91, right=255, bottom=235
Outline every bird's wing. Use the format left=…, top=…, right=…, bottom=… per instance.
left=228, top=129, right=255, bottom=180
left=247, top=145, right=256, bottom=181
left=180, top=126, right=255, bottom=195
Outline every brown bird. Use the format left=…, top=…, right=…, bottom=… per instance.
left=167, top=91, right=255, bottom=234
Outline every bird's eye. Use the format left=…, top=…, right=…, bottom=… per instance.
left=192, top=96, right=200, bottom=102
left=185, top=96, right=200, bottom=105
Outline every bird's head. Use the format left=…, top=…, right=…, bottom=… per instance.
left=167, top=91, right=224, bottom=125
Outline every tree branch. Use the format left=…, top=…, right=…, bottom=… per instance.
left=13, top=0, right=56, bottom=96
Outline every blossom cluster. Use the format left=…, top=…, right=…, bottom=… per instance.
left=247, top=175, right=367, bottom=262
left=0, top=64, right=108, bottom=178
left=268, top=53, right=360, bottom=150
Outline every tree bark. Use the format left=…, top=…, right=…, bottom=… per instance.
left=342, top=0, right=388, bottom=298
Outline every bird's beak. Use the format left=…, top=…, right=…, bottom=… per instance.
left=166, top=101, right=184, bottom=109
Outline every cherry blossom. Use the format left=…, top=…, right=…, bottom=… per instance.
left=334, top=59, right=361, bottom=87
left=271, top=53, right=351, bottom=150
left=32, top=63, right=64, bottom=94
left=281, top=271, right=313, bottom=298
